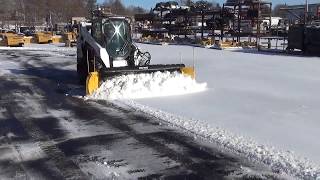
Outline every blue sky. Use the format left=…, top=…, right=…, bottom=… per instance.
left=97, top=0, right=319, bottom=9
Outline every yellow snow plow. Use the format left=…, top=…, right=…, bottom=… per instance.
left=181, top=67, right=195, bottom=79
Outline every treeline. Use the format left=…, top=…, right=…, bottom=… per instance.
left=101, top=0, right=221, bottom=16
left=102, top=0, right=146, bottom=16
left=0, top=0, right=295, bottom=26
left=0, top=0, right=96, bottom=26
left=0, top=0, right=147, bottom=26
left=180, top=0, right=219, bottom=8
left=272, top=4, right=288, bottom=17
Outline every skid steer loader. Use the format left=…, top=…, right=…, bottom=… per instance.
left=77, top=9, right=195, bottom=95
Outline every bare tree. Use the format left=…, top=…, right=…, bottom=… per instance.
left=272, top=4, right=288, bottom=17
left=127, top=6, right=146, bottom=15
left=181, top=0, right=194, bottom=6
left=0, top=0, right=96, bottom=27
left=103, top=0, right=145, bottom=16
left=87, top=0, right=97, bottom=17
left=103, top=0, right=126, bottom=15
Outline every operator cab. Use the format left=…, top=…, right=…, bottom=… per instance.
left=91, top=16, right=133, bottom=62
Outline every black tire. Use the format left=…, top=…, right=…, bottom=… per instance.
left=77, top=60, right=88, bottom=85
left=127, top=55, right=135, bottom=67
left=142, top=52, right=151, bottom=65
left=77, top=45, right=98, bottom=85
left=77, top=57, right=88, bottom=85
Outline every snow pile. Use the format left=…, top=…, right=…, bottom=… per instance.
left=0, top=44, right=75, bottom=52
left=130, top=44, right=320, bottom=179
left=89, top=71, right=207, bottom=100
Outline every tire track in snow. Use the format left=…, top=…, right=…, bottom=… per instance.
left=3, top=82, right=87, bottom=180
left=0, top=49, right=88, bottom=179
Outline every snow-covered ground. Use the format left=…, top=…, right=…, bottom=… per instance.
left=1, top=44, right=289, bottom=179
left=140, top=44, right=320, bottom=178
left=89, top=44, right=320, bottom=179
left=0, top=43, right=75, bottom=73
left=2, top=43, right=320, bottom=179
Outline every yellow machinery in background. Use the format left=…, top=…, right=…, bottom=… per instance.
left=0, top=32, right=24, bottom=47
left=216, top=40, right=256, bottom=49
left=52, top=35, right=64, bottom=43
left=200, top=38, right=213, bottom=46
left=64, top=18, right=82, bottom=47
left=35, top=32, right=53, bottom=44
left=23, top=36, right=33, bottom=44
left=217, top=40, right=239, bottom=48
left=64, top=32, right=77, bottom=47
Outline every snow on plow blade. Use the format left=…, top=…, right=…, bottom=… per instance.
left=85, top=64, right=199, bottom=98
left=88, top=69, right=206, bottom=100
left=100, top=64, right=195, bottom=79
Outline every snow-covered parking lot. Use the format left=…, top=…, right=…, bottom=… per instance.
left=0, top=44, right=292, bottom=179
left=90, top=43, right=320, bottom=179
left=1, top=43, right=320, bottom=179
left=136, top=44, right=320, bottom=178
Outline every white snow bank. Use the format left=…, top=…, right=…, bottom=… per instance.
left=132, top=43, right=320, bottom=179
left=117, top=100, right=320, bottom=179
left=0, top=43, right=75, bottom=52
left=88, top=71, right=207, bottom=100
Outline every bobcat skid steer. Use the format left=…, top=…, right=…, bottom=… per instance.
left=77, top=9, right=195, bottom=94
